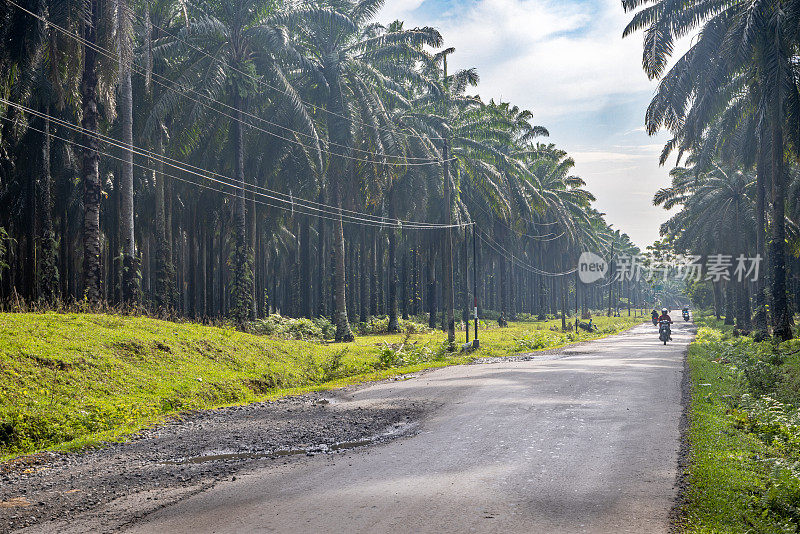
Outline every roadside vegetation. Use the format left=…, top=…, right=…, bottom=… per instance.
left=0, top=311, right=639, bottom=461
left=683, top=312, right=800, bottom=533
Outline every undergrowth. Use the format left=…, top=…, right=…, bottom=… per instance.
left=683, top=314, right=800, bottom=532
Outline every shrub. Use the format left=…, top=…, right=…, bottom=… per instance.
left=514, top=330, right=562, bottom=351
left=374, top=333, right=445, bottom=369
left=249, top=314, right=331, bottom=340
left=354, top=316, right=432, bottom=336
left=312, top=317, right=336, bottom=340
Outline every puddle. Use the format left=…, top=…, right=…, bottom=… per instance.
left=161, top=449, right=305, bottom=465
left=160, top=423, right=416, bottom=465
left=329, top=439, right=372, bottom=451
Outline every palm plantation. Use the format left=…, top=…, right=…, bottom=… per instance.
left=0, top=0, right=794, bottom=338
left=0, top=0, right=639, bottom=333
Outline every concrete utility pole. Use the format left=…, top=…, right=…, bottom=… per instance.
left=607, top=242, right=614, bottom=317
left=473, top=225, right=479, bottom=348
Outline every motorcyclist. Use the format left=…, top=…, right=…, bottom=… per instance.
left=658, top=308, right=673, bottom=340
left=651, top=309, right=659, bottom=325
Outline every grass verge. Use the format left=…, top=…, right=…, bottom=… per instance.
left=682, top=314, right=800, bottom=533
left=0, top=311, right=640, bottom=460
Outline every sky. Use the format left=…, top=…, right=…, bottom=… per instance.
left=378, top=0, right=679, bottom=248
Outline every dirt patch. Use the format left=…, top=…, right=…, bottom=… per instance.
left=0, top=391, right=426, bottom=533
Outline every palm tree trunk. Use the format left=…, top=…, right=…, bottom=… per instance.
left=24, top=148, right=36, bottom=300
left=119, top=59, right=139, bottom=305
left=317, top=188, right=327, bottom=317
left=387, top=196, right=400, bottom=333
left=770, top=120, right=792, bottom=340
left=39, top=109, right=59, bottom=302
left=754, top=145, right=768, bottom=332
left=301, top=215, right=311, bottom=318
left=724, top=282, right=735, bottom=325
left=154, top=129, right=172, bottom=310
left=402, top=244, right=409, bottom=320
left=219, top=214, right=226, bottom=316
left=560, top=274, right=567, bottom=331
left=81, top=0, right=102, bottom=304
left=412, top=239, right=420, bottom=316
left=360, top=225, right=368, bottom=322
left=427, top=239, right=437, bottom=329
left=231, top=92, right=253, bottom=326
left=249, top=195, right=257, bottom=319
left=370, top=229, right=378, bottom=316
left=331, top=185, right=352, bottom=340
left=326, top=71, right=353, bottom=341
left=188, top=204, right=197, bottom=318
left=712, top=281, right=722, bottom=320
left=441, top=140, right=455, bottom=343
left=347, top=238, right=357, bottom=322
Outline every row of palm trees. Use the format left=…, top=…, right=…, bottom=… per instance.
left=624, top=0, right=800, bottom=340
left=0, top=0, right=639, bottom=340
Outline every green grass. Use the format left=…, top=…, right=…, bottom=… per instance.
left=0, top=311, right=640, bottom=460
left=683, top=327, right=770, bottom=533
left=682, top=315, right=800, bottom=533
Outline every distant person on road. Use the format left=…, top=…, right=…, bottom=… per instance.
left=658, top=308, right=673, bottom=340
left=651, top=309, right=659, bottom=324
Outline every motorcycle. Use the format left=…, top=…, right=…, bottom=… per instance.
left=659, top=320, right=672, bottom=345
left=652, top=314, right=659, bottom=326
left=682, top=310, right=690, bottom=322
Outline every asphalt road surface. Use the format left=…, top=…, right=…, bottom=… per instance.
left=128, top=321, right=692, bottom=534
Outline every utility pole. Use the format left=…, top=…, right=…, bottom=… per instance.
left=575, top=264, right=579, bottom=332
left=464, top=228, right=469, bottom=343
left=607, top=241, right=614, bottom=317
left=473, top=225, right=479, bottom=348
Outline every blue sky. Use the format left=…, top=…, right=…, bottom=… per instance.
left=379, top=0, right=680, bottom=248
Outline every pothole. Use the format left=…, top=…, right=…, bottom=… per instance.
left=159, top=423, right=416, bottom=465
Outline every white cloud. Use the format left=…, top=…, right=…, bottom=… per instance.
left=378, top=0, right=688, bottom=247
left=382, top=0, right=654, bottom=120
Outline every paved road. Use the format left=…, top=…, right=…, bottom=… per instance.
left=128, top=321, right=691, bottom=534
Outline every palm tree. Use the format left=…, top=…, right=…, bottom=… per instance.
left=623, top=0, right=799, bottom=339
left=153, top=0, right=318, bottom=325
left=289, top=1, right=442, bottom=340
left=655, top=163, right=756, bottom=329
left=0, top=0, right=79, bottom=302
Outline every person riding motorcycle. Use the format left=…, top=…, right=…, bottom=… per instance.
left=658, top=308, right=673, bottom=340
left=682, top=307, right=690, bottom=321
left=651, top=309, right=659, bottom=325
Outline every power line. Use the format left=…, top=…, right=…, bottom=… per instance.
left=466, top=194, right=565, bottom=241
left=2, top=112, right=470, bottom=230
left=1, top=98, right=469, bottom=229
left=6, top=0, right=453, bottom=168
left=476, top=229, right=576, bottom=277
left=123, top=0, right=450, bottom=142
